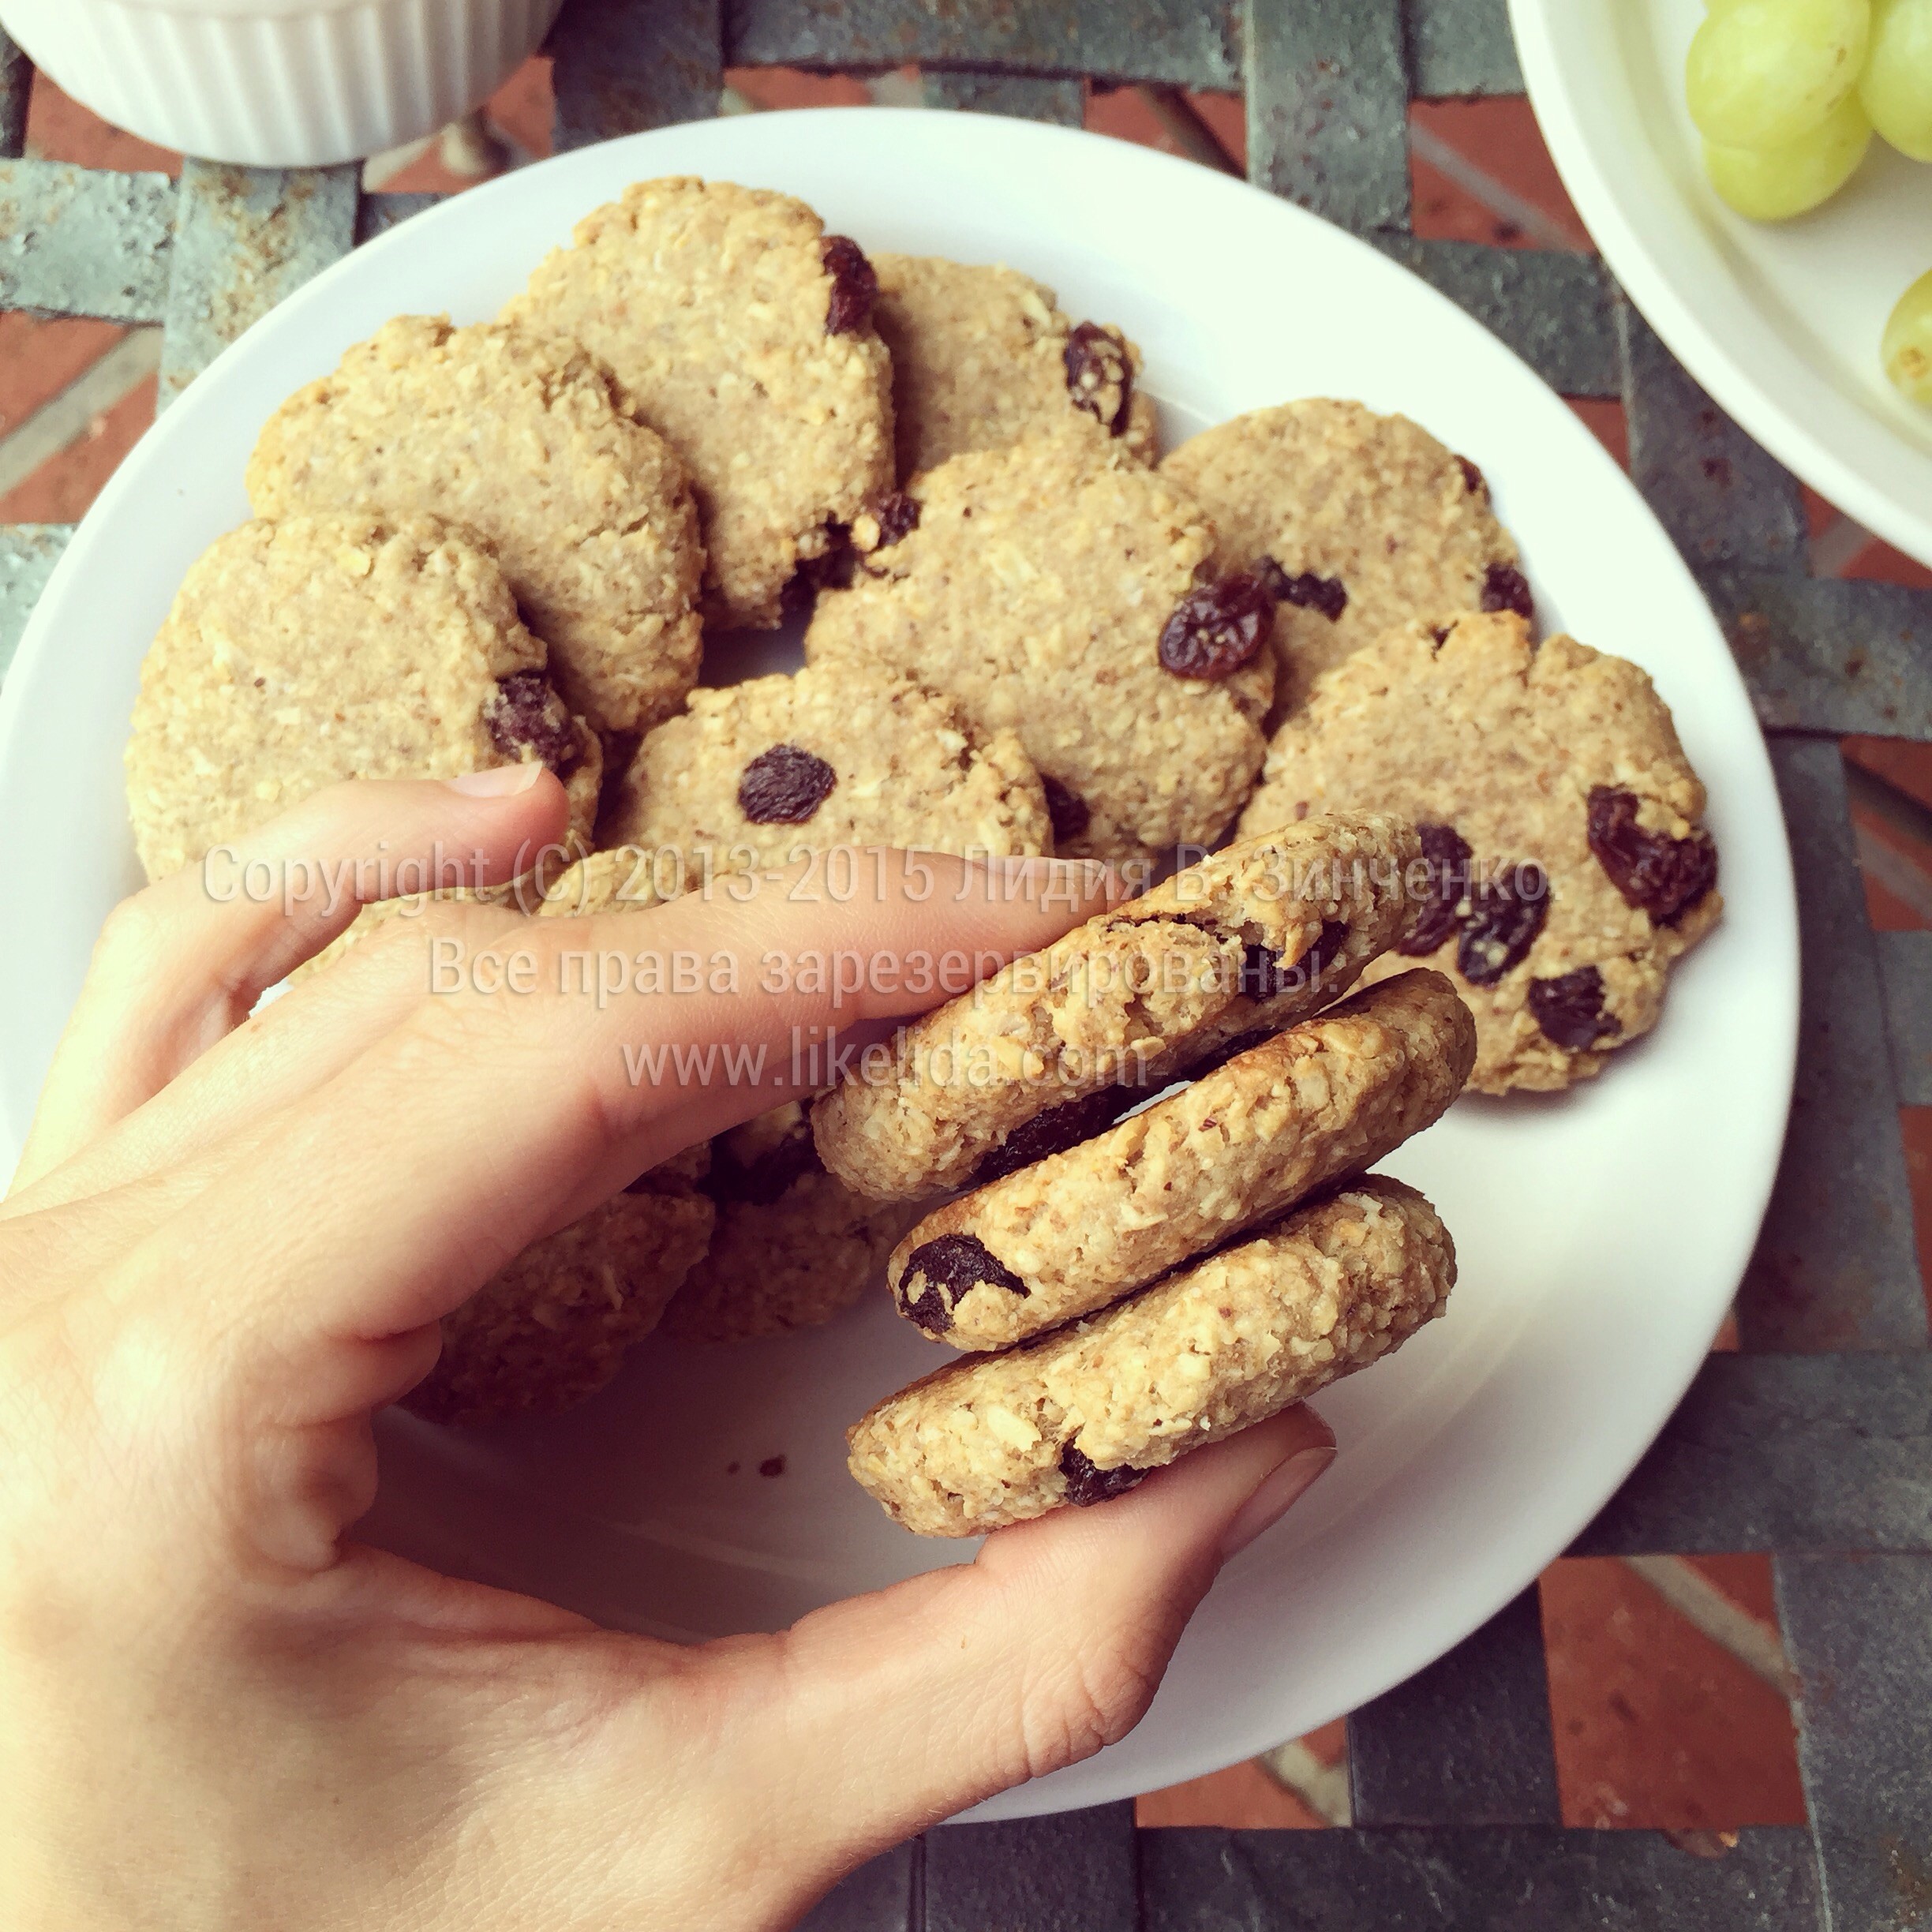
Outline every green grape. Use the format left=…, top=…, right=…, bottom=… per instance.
left=1687, top=0, right=1873, bottom=148
left=1702, top=91, right=1873, bottom=217
left=1882, top=268, right=1932, bottom=402
left=1861, top=0, right=1932, bottom=159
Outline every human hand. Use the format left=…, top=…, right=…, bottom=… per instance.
left=0, top=769, right=1335, bottom=1931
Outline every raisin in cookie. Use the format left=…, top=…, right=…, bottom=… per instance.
left=1162, top=399, right=1526, bottom=724
left=804, top=434, right=1274, bottom=867
left=246, top=316, right=704, bottom=742
left=848, top=1177, right=1453, bottom=1535
left=125, top=513, right=599, bottom=882
left=889, top=970, right=1472, bottom=1350
left=601, top=663, right=1051, bottom=889
left=812, top=814, right=1421, bottom=1202
left=661, top=1102, right=920, bottom=1342
left=872, top=254, right=1159, bottom=474
left=1240, top=612, right=1720, bottom=1093
left=504, top=178, right=893, bottom=631
left=403, top=1150, right=716, bottom=1426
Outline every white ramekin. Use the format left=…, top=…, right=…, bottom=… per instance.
left=0, top=0, right=563, bottom=167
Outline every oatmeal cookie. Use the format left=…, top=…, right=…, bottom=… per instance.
left=402, top=1148, right=716, bottom=1426
left=504, top=178, right=894, bottom=631
left=125, top=513, right=599, bottom=882
left=811, top=814, right=1422, bottom=1201
left=601, top=662, right=1050, bottom=886
left=1162, top=399, right=1526, bottom=723
left=889, top=971, right=1471, bottom=1348
left=661, top=1102, right=920, bottom=1342
left=871, top=253, right=1158, bottom=474
left=246, top=316, right=705, bottom=739
left=1239, top=611, right=1720, bottom=1092
left=804, top=432, right=1275, bottom=867
left=848, top=1178, right=1454, bottom=1535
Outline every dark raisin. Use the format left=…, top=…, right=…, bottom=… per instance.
left=1480, top=563, right=1534, bottom=620
left=1042, top=775, right=1091, bottom=845
left=1457, top=456, right=1487, bottom=498
left=822, top=235, right=877, bottom=335
left=1396, top=822, right=1474, bottom=957
left=706, top=1125, right=823, bottom=1205
left=1457, top=865, right=1549, bottom=986
left=778, top=526, right=857, bottom=616
left=758, top=1455, right=786, bottom=1478
left=870, top=490, right=919, bottom=548
left=1058, top=1442, right=1149, bottom=1507
left=1304, top=918, right=1350, bottom=983
left=1256, top=554, right=1348, bottom=623
left=897, top=1233, right=1028, bottom=1334
left=485, top=670, right=582, bottom=781
left=1586, top=785, right=1719, bottom=926
left=1239, top=919, right=1350, bottom=1001
left=1063, top=320, right=1134, bottom=435
left=1159, top=573, right=1275, bottom=680
left=738, top=743, right=837, bottom=825
left=973, top=1085, right=1140, bottom=1185
left=1527, top=965, right=1622, bottom=1050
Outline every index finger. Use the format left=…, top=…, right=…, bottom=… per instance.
left=147, top=851, right=1121, bottom=1363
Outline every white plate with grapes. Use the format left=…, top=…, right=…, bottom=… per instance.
left=1513, top=0, right=1932, bottom=568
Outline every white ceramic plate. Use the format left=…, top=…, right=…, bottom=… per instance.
left=0, top=110, right=1798, bottom=1819
left=1513, top=0, right=1932, bottom=567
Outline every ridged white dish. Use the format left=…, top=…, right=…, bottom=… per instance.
left=0, top=0, right=560, bottom=166
left=1514, top=0, right=1932, bottom=568
left=0, top=112, right=1798, bottom=1818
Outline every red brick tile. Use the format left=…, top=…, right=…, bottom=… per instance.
left=0, top=314, right=126, bottom=435
left=1681, top=1553, right=1780, bottom=1627
left=25, top=73, right=179, bottom=174
left=1802, top=485, right=1840, bottom=541
left=1541, top=1557, right=1807, bottom=1830
left=1568, top=398, right=1629, bottom=466
left=1137, top=1759, right=1328, bottom=1829
left=1839, top=537, right=1932, bottom=588
left=1085, top=85, right=1244, bottom=170
left=489, top=53, right=555, bottom=159
left=1298, top=1717, right=1346, bottom=1767
left=1412, top=154, right=1537, bottom=250
left=1845, top=736, right=1932, bottom=820
left=1410, top=99, right=1593, bottom=252
left=725, top=66, right=873, bottom=111
left=0, top=370, right=155, bottom=523
left=368, top=56, right=557, bottom=195
left=1850, top=806, right=1932, bottom=936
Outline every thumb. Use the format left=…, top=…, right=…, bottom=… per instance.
left=723, top=1406, right=1335, bottom=1888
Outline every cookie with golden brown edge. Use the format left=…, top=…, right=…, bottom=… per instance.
left=245, top=316, right=705, bottom=741
left=848, top=1177, right=1454, bottom=1536
left=125, top=513, right=599, bottom=884
left=601, top=662, right=1051, bottom=890
left=1240, top=611, right=1720, bottom=1093
left=871, top=253, right=1159, bottom=474
left=402, top=1147, right=716, bottom=1427
left=661, top=1102, right=921, bottom=1343
left=888, top=970, right=1472, bottom=1349
left=504, top=177, right=894, bottom=631
left=803, top=432, right=1275, bottom=868
left=1161, top=399, right=1526, bottom=724
left=811, top=813, right=1423, bottom=1204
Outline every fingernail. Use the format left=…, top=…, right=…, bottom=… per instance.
left=1217, top=1446, right=1337, bottom=1560
left=444, top=762, right=545, bottom=797
left=987, top=854, right=1120, bottom=897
